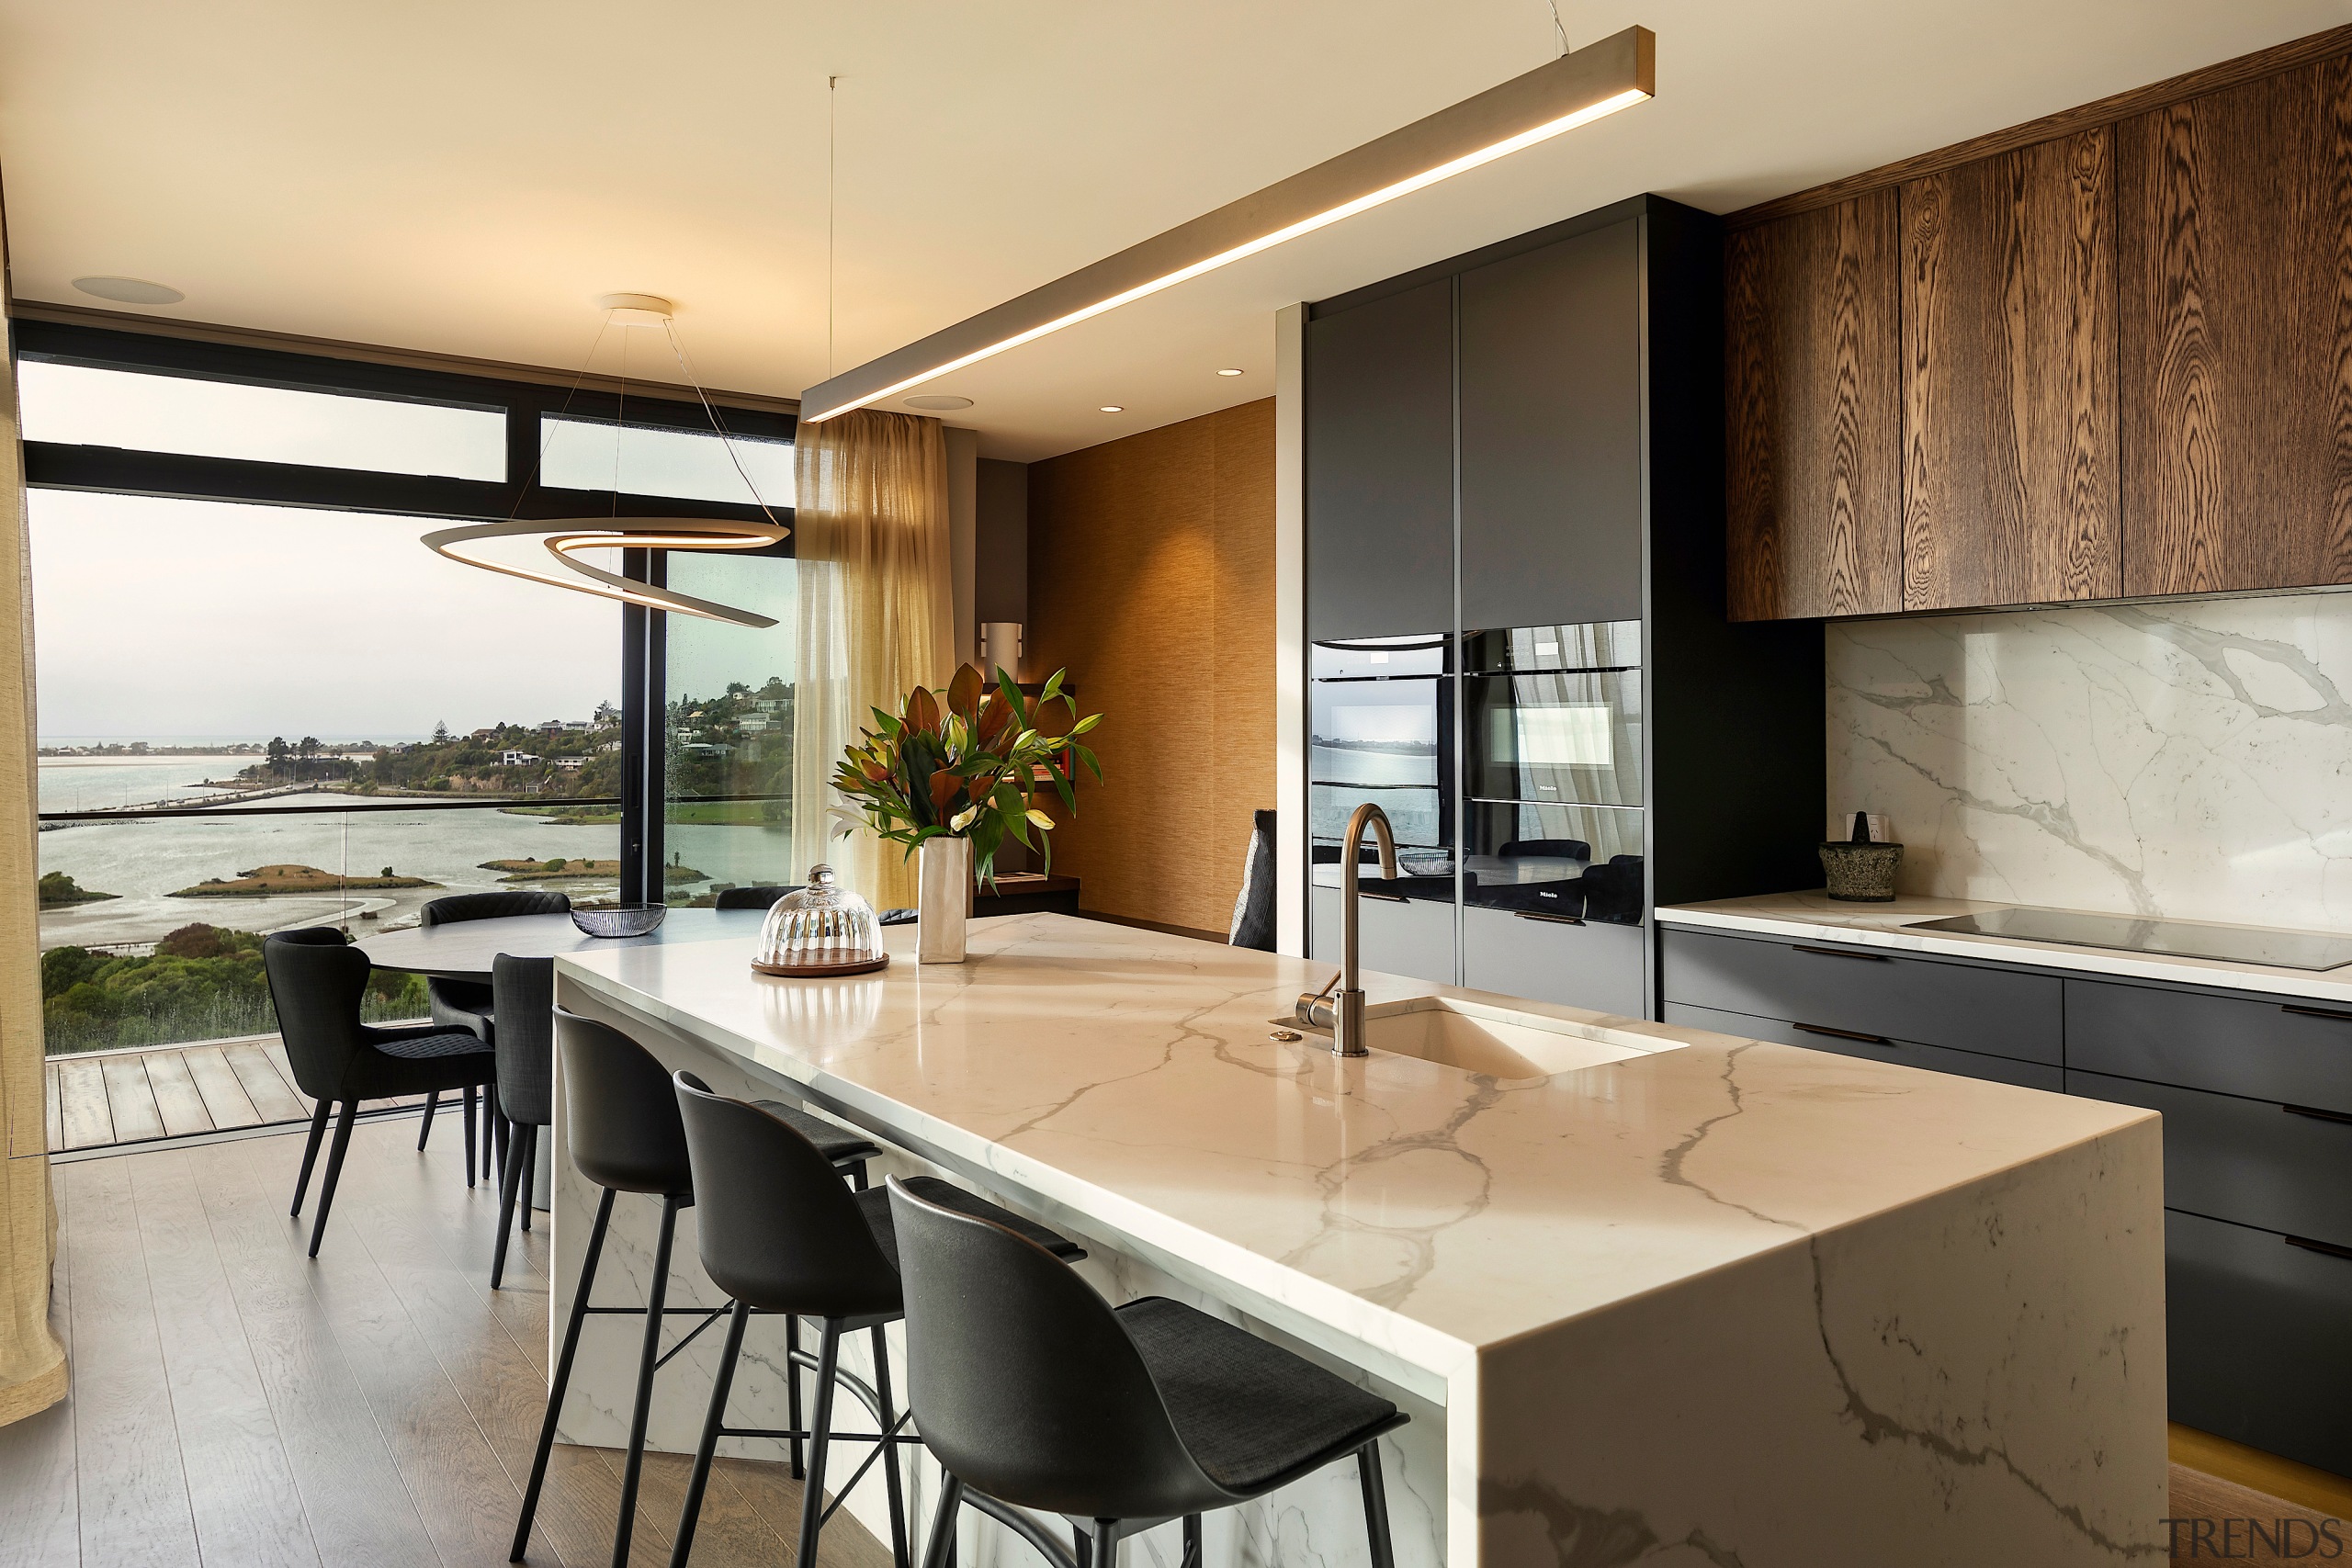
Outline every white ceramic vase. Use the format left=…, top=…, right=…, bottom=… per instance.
left=917, top=835, right=971, bottom=964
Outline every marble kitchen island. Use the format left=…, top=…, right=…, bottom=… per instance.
left=548, top=913, right=2166, bottom=1567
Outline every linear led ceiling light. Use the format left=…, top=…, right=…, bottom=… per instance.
left=799, top=26, right=1652, bottom=423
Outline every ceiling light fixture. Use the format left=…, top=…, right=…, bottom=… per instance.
left=1216, top=368, right=1244, bottom=377
left=798, top=26, right=1652, bottom=423
left=903, top=394, right=974, bottom=411
left=422, top=293, right=789, bottom=627
left=73, top=276, right=184, bottom=305
left=1099, top=406, right=1125, bottom=413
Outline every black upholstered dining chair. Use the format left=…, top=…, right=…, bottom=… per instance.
left=1227, top=808, right=1277, bottom=952
left=487, top=953, right=554, bottom=1289
left=263, top=928, right=498, bottom=1258
left=416, top=889, right=570, bottom=1184
left=714, top=884, right=802, bottom=911
left=888, top=1175, right=1406, bottom=1568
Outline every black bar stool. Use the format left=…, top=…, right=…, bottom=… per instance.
left=887, top=1176, right=1406, bottom=1568
left=508, top=1011, right=881, bottom=1568
left=667, top=1075, right=1088, bottom=1568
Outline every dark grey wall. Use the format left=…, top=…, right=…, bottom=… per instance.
left=977, top=457, right=1028, bottom=625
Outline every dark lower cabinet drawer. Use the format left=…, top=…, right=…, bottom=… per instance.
left=2068, top=1070, right=2352, bottom=1250
left=1659, top=927, right=2062, bottom=1064
left=2167, top=1209, right=2352, bottom=1477
left=1461, top=906, right=1645, bottom=1018
left=2067, top=977, right=2352, bottom=1114
left=1662, top=1001, right=2064, bottom=1090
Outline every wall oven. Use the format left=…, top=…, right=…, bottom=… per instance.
left=1308, top=633, right=1454, bottom=900
left=1460, top=620, right=1644, bottom=925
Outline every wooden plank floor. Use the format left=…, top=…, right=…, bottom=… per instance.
left=44, top=1038, right=435, bottom=1154
left=0, top=1116, right=897, bottom=1568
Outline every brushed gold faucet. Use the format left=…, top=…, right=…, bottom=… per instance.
left=1295, top=801, right=1396, bottom=1057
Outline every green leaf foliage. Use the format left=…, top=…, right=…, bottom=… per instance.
left=828, top=662, right=1105, bottom=887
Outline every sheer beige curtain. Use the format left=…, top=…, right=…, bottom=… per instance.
left=0, top=223, right=69, bottom=1426
left=791, top=409, right=954, bottom=910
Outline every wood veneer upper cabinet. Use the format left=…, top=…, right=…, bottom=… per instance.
left=2119, top=59, right=2352, bottom=597
left=1899, top=130, right=2120, bottom=610
left=1725, top=192, right=1902, bottom=620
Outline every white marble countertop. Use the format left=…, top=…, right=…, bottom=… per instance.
left=556, top=911, right=2150, bottom=1390
left=1660, top=890, right=2352, bottom=1004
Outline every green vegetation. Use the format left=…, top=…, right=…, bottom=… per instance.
left=41, top=922, right=425, bottom=1057
left=351, top=711, right=623, bottom=797
left=39, top=871, right=117, bottom=906
left=172, top=863, right=441, bottom=897
left=504, top=805, right=623, bottom=824
left=667, top=677, right=791, bottom=827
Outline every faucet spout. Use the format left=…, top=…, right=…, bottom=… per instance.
left=1299, top=801, right=1396, bottom=1057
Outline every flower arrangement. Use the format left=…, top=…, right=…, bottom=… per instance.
left=829, top=663, right=1102, bottom=886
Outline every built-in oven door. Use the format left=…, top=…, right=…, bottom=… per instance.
left=1309, top=653, right=1454, bottom=897
left=1464, top=667, right=1643, bottom=808
left=1462, top=801, right=1645, bottom=925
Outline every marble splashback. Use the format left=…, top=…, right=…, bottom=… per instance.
left=1827, top=591, right=2352, bottom=929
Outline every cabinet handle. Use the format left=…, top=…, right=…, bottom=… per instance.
left=2283, top=1003, right=2352, bottom=1024
left=2285, top=1234, right=2352, bottom=1263
left=1793, top=1021, right=1894, bottom=1046
left=2282, top=1102, right=2352, bottom=1126
left=1792, top=943, right=1890, bottom=963
left=1512, top=910, right=1586, bottom=926
left=1359, top=891, right=1408, bottom=904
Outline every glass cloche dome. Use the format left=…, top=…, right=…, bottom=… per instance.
left=752, top=864, right=890, bottom=976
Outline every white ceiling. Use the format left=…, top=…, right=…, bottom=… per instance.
left=2, top=1, right=2346, bottom=461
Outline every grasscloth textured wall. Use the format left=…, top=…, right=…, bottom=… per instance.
left=1028, top=400, right=1274, bottom=937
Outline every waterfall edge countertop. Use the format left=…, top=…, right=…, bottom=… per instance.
left=553, top=911, right=2167, bottom=1564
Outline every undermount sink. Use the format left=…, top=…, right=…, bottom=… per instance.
left=1289, top=998, right=1681, bottom=1078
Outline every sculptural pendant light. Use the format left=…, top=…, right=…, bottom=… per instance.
left=423, top=293, right=790, bottom=627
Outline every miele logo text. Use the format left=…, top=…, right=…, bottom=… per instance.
left=2163, top=1516, right=2345, bottom=1559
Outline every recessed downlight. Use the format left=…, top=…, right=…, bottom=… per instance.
left=1099, top=405, right=1125, bottom=413
left=904, top=394, right=973, bottom=411
left=73, top=276, right=183, bottom=305
left=1216, top=368, right=1244, bottom=377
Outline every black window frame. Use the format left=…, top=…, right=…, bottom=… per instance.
left=10, top=318, right=795, bottom=904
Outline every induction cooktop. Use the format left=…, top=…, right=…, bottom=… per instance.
left=1906, top=907, right=2352, bottom=972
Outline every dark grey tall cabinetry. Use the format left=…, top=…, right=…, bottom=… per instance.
left=1303, top=195, right=1824, bottom=1018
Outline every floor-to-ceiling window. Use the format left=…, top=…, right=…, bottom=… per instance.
left=661, top=551, right=798, bottom=903
left=13, top=321, right=794, bottom=1077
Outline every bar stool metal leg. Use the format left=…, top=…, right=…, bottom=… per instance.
left=1357, top=1441, right=1396, bottom=1568
left=667, top=1300, right=751, bottom=1568
left=797, top=1323, right=842, bottom=1568
left=612, top=1193, right=684, bottom=1568
left=871, top=1324, right=910, bottom=1568
left=511, top=1185, right=616, bottom=1561
left=786, top=1315, right=806, bottom=1478
left=920, top=1473, right=966, bottom=1568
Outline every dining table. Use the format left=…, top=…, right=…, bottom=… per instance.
left=352, top=906, right=771, bottom=983
left=353, top=907, right=771, bottom=1208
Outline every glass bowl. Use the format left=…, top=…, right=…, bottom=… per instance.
left=571, top=903, right=668, bottom=938
left=754, top=865, right=889, bottom=976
